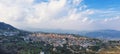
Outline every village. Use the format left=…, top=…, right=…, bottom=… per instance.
left=0, top=31, right=120, bottom=54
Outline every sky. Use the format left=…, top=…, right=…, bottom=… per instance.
left=0, top=0, right=120, bottom=31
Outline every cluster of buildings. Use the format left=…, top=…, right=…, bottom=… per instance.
left=29, top=33, right=101, bottom=47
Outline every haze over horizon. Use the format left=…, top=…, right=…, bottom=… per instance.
left=0, top=0, right=120, bottom=31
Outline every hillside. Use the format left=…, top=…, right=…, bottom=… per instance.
left=0, top=22, right=18, bottom=31
left=80, top=30, right=120, bottom=40
left=0, top=22, right=120, bottom=54
left=34, top=29, right=120, bottom=40
left=0, top=22, right=31, bottom=36
left=98, top=46, right=120, bottom=54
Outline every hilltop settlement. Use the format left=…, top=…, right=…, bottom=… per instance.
left=0, top=22, right=120, bottom=54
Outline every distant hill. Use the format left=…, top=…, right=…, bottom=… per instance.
left=0, top=22, right=18, bottom=31
left=36, top=29, right=120, bottom=40
left=79, top=30, right=120, bottom=40
left=0, top=22, right=31, bottom=36
left=0, top=22, right=120, bottom=40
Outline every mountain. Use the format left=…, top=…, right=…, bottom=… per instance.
left=0, top=22, right=120, bottom=40
left=0, top=22, right=31, bottom=36
left=79, top=30, right=120, bottom=40
left=36, top=29, right=120, bottom=40
left=0, top=22, right=18, bottom=31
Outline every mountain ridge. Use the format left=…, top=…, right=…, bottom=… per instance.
left=0, top=22, right=120, bottom=40
left=0, top=22, right=18, bottom=31
left=32, top=29, right=120, bottom=40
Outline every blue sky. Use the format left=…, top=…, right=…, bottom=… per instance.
left=83, top=0, right=120, bottom=20
left=0, top=0, right=120, bottom=31
left=34, top=0, right=49, bottom=3
left=34, top=0, right=120, bottom=9
left=84, top=0, right=120, bottom=9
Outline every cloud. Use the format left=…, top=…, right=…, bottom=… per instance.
left=0, top=0, right=120, bottom=31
